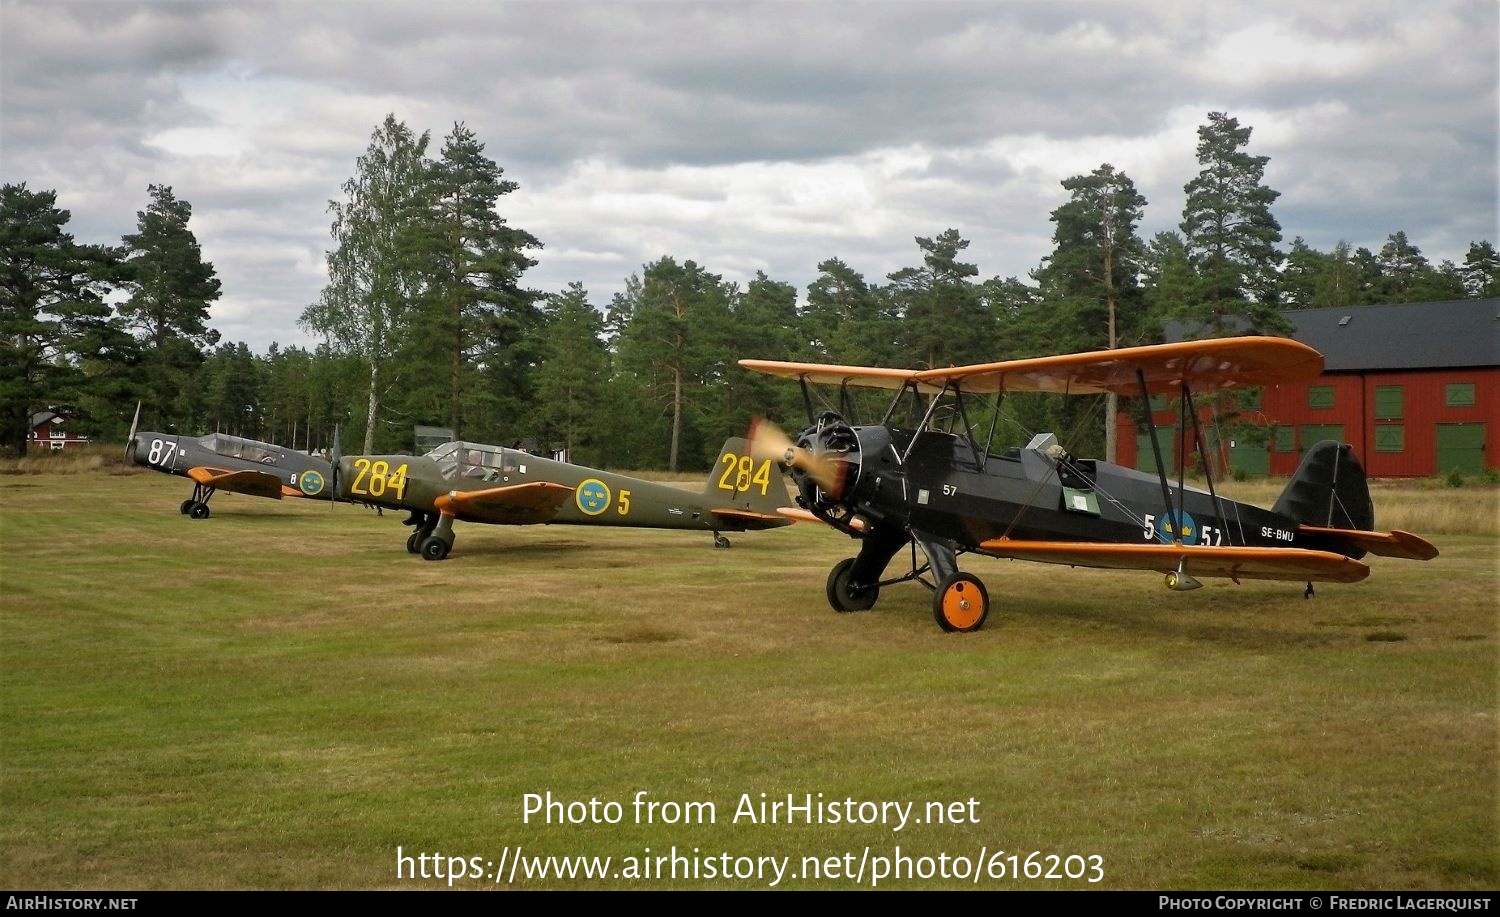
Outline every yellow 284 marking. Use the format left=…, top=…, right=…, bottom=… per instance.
left=350, top=458, right=409, bottom=500
left=716, top=452, right=772, bottom=496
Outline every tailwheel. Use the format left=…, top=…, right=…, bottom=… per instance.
left=419, top=535, right=452, bottom=561
left=933, top=572, right=988, bottom=633
left=826, top=557, right=879, bottom=613
left=714, top=532, right=731, bottom=549
left=188, top=501, right=210, bottom=520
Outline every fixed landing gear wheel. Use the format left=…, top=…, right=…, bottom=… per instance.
left=179, top=499, right=194, bottom=515
left=714, top=532, right=731, bottom=549
left=406, top=531, right=421, bottom=554
left=933, top=572, right=988, bottom=633
left=188, top=501, right=210, bottom=520
left=826, top=557, right=879, bottom=612
left=419, top=535, right=451, bottom=561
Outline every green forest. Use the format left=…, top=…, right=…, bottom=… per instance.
left=4, top=111, right=1497, bottom=469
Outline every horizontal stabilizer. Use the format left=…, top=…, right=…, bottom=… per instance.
left=186, top=466, right=285, bottom=500
left=435, top=481, right=574, bottom=524
left=977, top=539, right=1370, bottom=584
left=777, top=506, right=867, bottom=532
left=710, top=507, right=791, bottom=530
left=1298, top=526, right=1439, bottom=561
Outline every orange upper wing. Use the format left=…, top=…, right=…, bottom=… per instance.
left=433, top=481, right=574, bottom=524
left=741, top=337, right=1324, bottom=397
left=186, top=466, right=285, bottom=500
left=977, top=539, right=1370, bottom=584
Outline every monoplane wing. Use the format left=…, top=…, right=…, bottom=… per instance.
left=914, top=337, right=1325, bottom=396
left=185, top=466, right=285, bottom=500
left=432, top=481, right=574, bottom=524
left=1297, top=526, right=1439, bottom=560
left=976, top=539, right=1370, bottom=584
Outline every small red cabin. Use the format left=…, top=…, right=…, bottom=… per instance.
left=1119, top=299, right=1499, bottom=478
left=29, top=411, right=91, bottom=452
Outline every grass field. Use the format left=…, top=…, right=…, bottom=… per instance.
left=1, top=470, right=1495, bottom=890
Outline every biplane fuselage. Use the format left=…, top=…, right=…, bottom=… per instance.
left=858, top=425, right=1295, bottom=552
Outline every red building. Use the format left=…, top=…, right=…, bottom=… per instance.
left=29, top=411, right=91, bottom=451
left=1119, top=299, right=1499, bottom=478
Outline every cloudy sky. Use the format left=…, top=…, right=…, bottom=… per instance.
left=3, top=0, right=1496, bottom=352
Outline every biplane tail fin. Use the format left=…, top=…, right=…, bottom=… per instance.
left=1274, top=441, right=1375, bottom=532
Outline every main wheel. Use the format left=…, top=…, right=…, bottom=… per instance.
left=420, top=535, right=451, bottom=561
left=179, top=499, right=194, bottom=515
left=188, top=501, right=210, bottom=520
left=933, top=572, right=989, bottom=633
left=406, top=531, right=422, bottom=554
left=826, top=557, right=879, bottom=612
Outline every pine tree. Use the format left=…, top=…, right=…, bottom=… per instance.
left=402, top=122, right=541, bottom=438
left=1036, top=164, right=1149, bottom=460
left=535, top=283, right=610, bottom=464
left=0, top=184, right=125, bottom=453
left=887, top=229, right=992, bottom=368
left=1178, top=112, right=1287, bottom=334
left=118, top=184, right=221, bottom=428
left=1459, top=241, right=1499, bottom=298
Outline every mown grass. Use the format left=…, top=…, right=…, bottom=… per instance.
left=0, top=473, right=1494, bottom=890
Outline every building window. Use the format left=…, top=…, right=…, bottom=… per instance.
left=1375, top=426, right=1405, bottom=453
left=1148, top=394, right=1168, bottom=413
left=1308, top=386, right=1335, bottom=410
left=1445, top=383, right=1476, bottom=407
left=1374, top=385, right=1403, bottom=420
left=1274, top=426, right=1295, bottom=452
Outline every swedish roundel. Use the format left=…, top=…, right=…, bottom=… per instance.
left=298, top=469, right=326, bottom=496
left=575, top=478, right=611, bottom=515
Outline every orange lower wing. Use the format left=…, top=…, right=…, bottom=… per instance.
left=977, top=539, right=1370, bottom=584
left=186, top=466, right=285, bottom=500
left=434, top=481, right=573, bottom=524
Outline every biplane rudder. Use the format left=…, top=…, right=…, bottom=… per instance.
left=1274, top=441, right=1375, bottom=556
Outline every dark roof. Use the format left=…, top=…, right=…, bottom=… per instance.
left=1166, top=299, right=1499, bottom=372
left=30, top=411, right=60, bottom=427
left=1283, top=300, right=1498, bottom=372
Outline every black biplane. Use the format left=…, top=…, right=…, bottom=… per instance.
left=743, top=337, right=1438, bottom=632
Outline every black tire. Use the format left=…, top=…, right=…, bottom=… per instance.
left=406, top=531, right=421, bottom=554
left=420, top=535, right=451, bottom=561
left=188, top=502, right=210, bottom=520
left=714, top=532, right=731, bottom=549
left=179, top=499, right=194, bottom=515
left=933, top=572, right=989, bottom=633
left=826, top=557, right=879, bottom=612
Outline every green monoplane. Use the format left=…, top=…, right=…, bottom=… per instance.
left=336, top=437, right=791, bottom=559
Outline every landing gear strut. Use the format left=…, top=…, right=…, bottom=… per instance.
left=181, top=483, right=215, bottom=519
